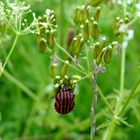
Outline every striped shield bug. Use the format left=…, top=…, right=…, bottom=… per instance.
left=54, top=84, right=75, bottom=114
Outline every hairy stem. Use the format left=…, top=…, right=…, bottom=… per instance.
left=119, top=78, right=140, bottom=116
left=120, top=48, right=126, bottom=98
left=102, top=47, right=126, bottom=140
left=90, top=60, right=98, bottom=140
left=97, top=85, right=114, bottom=115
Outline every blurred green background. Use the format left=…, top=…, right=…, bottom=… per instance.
left=0, top=0, right=140, bottom=140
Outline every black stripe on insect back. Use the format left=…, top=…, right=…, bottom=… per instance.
left=65, top=90, right=70, bottom=114
left=63, top=91, right=67, bottom=114
left=59, top=91, right=63, bottom=114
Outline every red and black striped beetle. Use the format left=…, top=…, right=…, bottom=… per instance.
left=54, top=84, right=75, bottom=114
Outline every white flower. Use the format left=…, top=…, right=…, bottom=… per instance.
left=122, top=41, right=128, bottom=48
left=118, top=24, right=127, bottom=33
left=126, top=30, right=134, bottom=40
left=45, top=9, right=51, bottom=16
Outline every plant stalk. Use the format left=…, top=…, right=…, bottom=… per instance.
left=102, top=47, right=126, bottom=140
left=90, top=60, right=98, bottom=140
left=1, top=34, right=19, bottom=75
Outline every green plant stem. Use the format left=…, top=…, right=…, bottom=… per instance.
left=119, top=78, right=140, bottom=116
left=97, top=85, right=114, bottom=115
left=55, top=41, right=86, bottom=73
left=86, top=46, right=90, bottom=72
left=102, top=47, right=126, bottom=140
left=120, top=48, right=126, bottom=98
left=3, top=70, right=38, bottom=101
left=55, top=41, right=74, bottom=61
left=90, top=61, right=98, bottom=140
left=55, top=55, right=85, bottom=74
left=2, top=34, right=19, bottom=73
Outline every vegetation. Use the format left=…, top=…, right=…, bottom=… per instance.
left=0, top=0, right=140, bottom=140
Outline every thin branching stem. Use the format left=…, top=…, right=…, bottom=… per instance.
left=1, top=33, right=19, bottom=76
left=55, top=41, right=74, bottom=61
left=97, top=85, right=114, bottom=115
left=90, top=60, right=98, bottom=140
left=55, top=55, right=85, bottom=74
left=55, top=41, right=86, bottom=73
left=119, top=78, right=140, bottom=116
left=102, top=47, right=126, bottom=140
left=119, top=48, right=126, bottom=98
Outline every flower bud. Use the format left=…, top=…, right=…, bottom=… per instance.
left=54, top=75, right=61, bottom=84
left=124, top=13, right=130, bottom=23
left=67, top=28, right=75, bottom=48
left=69, top=37, right=78, bottom=54
left=93, top=42, right=101, bottom=59
left=111, top=41, right=119, bottom=52
left=91, top=21, right=99, bottom=39
left=38, top=38, right=47, bottom=53
left=113, top=17, right=121, bottom=36
left=75, top=37, right=84, bottom=56
left=49, top=63, right=57, bottom=78
left=47, top=30, right=55, bottom=49
left=63, top=75, right=70, bottom=87
left=124, top=17, right=129, bottom=23
left=61, top=60, right=69, bottom=77
left=73, top=5, right=89, bottom=24
left=72, top=75, right=81, bottom=81
left=80, top=20, right=90, bottom=39
left=55, top=83, right=59, bottom=88
left=89, top=0, right=104, bottom=7
left=117, top=33, right=124, bottom=44
left=73, top=7, right=81, bottom=23
left=93, top=7, right=101, bottom=21
left=70, top=79, right=77, bottom=92
left=96, top=50, right=103, bottom=65
left=103, top=46, right=113, bottom=64
left=80, top=5, right=89, bottom=23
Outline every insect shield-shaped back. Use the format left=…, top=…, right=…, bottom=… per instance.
left=54, top=85, right=75, bottom=114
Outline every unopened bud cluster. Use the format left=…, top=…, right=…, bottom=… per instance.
left=54, top=74, right=81, bottom=93
left=88, top=0, right=104, bottom=7
left=73, top=5, right=100, bottom=40
left=113, top=14, right=130, bottom=44
left=69, top=6, right=101, bottom=57
left=49, top=59, right=81, bottom=92
left=35, top=9, right=57, bottom=53
left=93, top=39, right=119, bottom=65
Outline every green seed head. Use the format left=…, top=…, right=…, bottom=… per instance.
left=103, top=46, right=113, bottom=64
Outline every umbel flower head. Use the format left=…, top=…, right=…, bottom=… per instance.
left=33, top=9, right=57, bottom=53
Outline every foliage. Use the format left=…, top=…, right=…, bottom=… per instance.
left=0, top=0, right=140, bottom=140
